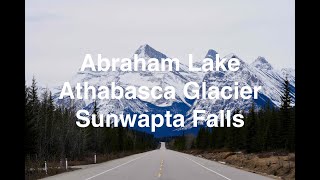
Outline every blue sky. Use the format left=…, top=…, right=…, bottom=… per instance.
left=26, top=0, right=294, bottom=86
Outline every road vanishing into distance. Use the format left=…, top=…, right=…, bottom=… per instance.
left=42, top=142, right=273, bottom=180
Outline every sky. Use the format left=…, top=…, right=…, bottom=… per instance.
left=26, top=0, right=295, bottom=87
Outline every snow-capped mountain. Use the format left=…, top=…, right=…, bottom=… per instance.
left=50, top=44, right=295, bottom=137
left=50, top=44, right=203, bottom=136
left=183, top=52, right=295, bottom=129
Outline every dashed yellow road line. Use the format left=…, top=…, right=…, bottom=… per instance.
left=157, top=159, right=164, bottom=178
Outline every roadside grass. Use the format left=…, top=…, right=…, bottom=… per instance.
left=181, top=149, right=295, bottom=180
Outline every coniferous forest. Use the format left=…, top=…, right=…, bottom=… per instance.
left=25, top=77, right=158, bottom=177
left=171, top=77, right=295, bottom=153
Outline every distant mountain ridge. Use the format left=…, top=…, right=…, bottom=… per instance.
left=48, top=44, right=295, bottom=137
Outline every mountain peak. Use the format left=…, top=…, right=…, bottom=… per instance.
left=134, top=44, right=167, bottom=59
left=138, top=44, right=151, bottom=50
left=281, top=68, right=295, bottom=77
left=205, top=49, right=218, bottom=61
left=223, top=53, right=241, bottom=61
left=252, top=56, right=273, bottom=70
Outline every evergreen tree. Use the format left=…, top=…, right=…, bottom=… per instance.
left=47, top=91, right=55, bottom=155
left=181, top=131, right=186, bottom=150
left=41, top=90, right=48, bottom=159
left=196, top=127, right=209, bottom=149
left=261, top=101, right=270, bottom=151
left=29, top=77, right=42, bottom=157
left=25, top=82, right=38, bottom=155
left=85, top=101, right=99, bottom=153
left=171, top=131, right=187, bottom=151
left=280, top=76, right=294, bottom=151
left=117, top=125, right=124, bottom=151
left=227, top=109, right=242, bottom=151
left=215, top=127, right=225, bottom=149
left=256, top=104, right=267, bottom=152
left=245, top=102, right=258, bottom=152
left=29, top=76, right=39, bottom=107
left=191, top=139, right=196, bottom=149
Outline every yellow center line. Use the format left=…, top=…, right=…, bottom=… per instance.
left=157, top=159, right=164, bottom=178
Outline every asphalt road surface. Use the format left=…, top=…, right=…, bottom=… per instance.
left=42, top=142, right=273, bottom=180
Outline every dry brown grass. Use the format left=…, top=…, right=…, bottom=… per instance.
left=183, top=149, right=295, bottom=180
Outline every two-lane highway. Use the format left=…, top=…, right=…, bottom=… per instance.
left=42, top=142, right=273, bottom=180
